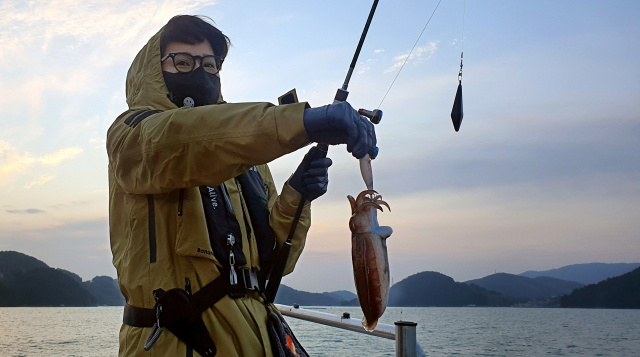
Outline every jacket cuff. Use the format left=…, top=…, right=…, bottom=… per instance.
left=280, top=178, right=311, bottom=216
left=274, top=102, right=311, bottom=152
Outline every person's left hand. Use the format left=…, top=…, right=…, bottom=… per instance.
left=289, top=147, right=333, bottom=202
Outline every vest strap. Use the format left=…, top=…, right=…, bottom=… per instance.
left=122, top=268, right=261, bottom=328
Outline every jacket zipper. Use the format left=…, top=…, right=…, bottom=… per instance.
left=184, top=277, right=191, bottom=295
left=147, top=195, right=156, bottom=264
left=178, top=189, right=185, bottom=216
left=185, top=277, right=193, bottom=357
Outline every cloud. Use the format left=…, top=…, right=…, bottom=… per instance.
left=0, top=217, right=113, bottom=280
left=89, top=138, right=107, bottom=150
left=384, top=41, right=439, bottom=73
left=24, top=175, right=55, bottom=189
left=0, top=0, right=217, bottom=60
left=38, top=147, right=83, bottom=166
left=374, top=49, right=385, bottom=53
left=357, top=65, right=370, bottom=75
left=6, top=209, right=46, bottom=214
left=49, top=201, right=90, bottom=209
left=0, top=0, right=217, bottom=112
left=0, top=141, right=35, bottom=174
left=0, top=141, right=83, bottom=186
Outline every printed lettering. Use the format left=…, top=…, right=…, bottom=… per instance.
left=197, top=247, right=214, bottom=256
left=207, top=186, right=218, bottom=209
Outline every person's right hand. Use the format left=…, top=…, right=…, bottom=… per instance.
left=303, top=102, right=377, bottom=159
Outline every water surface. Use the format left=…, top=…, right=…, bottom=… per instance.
left=0, top=307, right=638, bottom=356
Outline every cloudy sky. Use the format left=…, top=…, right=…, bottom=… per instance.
left=0, top=0, right=638, bottom=293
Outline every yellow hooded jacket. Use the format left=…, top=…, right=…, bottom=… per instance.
left=107, top=26, right=312, bottom=357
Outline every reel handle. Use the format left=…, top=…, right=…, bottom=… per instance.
left=358, top=108, right=383, bottom=124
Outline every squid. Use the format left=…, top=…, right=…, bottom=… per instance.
left=348, top=155, right=392, bottom=331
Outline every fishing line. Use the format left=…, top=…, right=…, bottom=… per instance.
left=377, top=0, right=443, bottom=109
left=461, top=0, right=465, bottom=54
left=459, top=0, right=465, bottom=81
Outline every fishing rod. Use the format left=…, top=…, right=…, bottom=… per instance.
left=265, top=0, right=382, bottom=303
left=266, top=0, right=468, bottom=302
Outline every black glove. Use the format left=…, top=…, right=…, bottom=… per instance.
left=289, top=147, right=333, bottom=202
left=303, top=101, right=377, bottom=159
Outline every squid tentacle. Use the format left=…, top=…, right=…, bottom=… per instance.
left=356, top=201, right=384, bottom=214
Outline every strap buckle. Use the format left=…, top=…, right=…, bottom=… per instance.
left=229, top=267, right=260, bottom=298
left=241, top=268, right=260, bottom=291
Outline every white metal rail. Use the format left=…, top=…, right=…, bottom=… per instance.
left=275, top=304, right=425, bottom=357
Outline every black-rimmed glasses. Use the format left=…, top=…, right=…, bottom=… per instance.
left=161, top=53, right=223, bottom=75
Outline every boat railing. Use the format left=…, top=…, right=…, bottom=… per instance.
left=275, top=304, right=425, bottom=357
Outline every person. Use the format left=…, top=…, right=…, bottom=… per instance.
left=107, top=15, right=376, bottom=357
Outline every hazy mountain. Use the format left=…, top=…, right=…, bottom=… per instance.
left=274, top=285, right=343, bottom=306
left=520, top=263, right=640, bottom=285
left=561, top=267, right=640, bottom=308
left=322, top=290, right=357, bottom=302
left=465, top=273, right=583, bottom=299
left=389, top=271, right=525, bottom=307
left=83, top=276, right=125, bottom=306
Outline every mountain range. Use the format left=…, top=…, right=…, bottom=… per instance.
left=1, top=251, right=638, bottom=308
left=561, top=266, right=640, bottom=308
left=520, top=263, right=640, bottom=285
left=389, top=271, right=525, bottom=307
left=274, top=285, right=357, bottom=306
left=465, top=273, right=584, bottom=299
left=0, top=251, right=355, bottom=307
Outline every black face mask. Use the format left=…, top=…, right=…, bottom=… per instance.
left=163, top=66, right=221, bottom=107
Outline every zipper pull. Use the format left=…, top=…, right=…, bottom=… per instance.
left=185, top=277, right=191, bottom=295
left=227, top=234, right=238, bottom=285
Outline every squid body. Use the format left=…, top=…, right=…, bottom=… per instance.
left=348, top=155, right=392, bottom=331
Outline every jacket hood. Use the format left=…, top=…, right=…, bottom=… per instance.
left=125, top=27, right=223, bottom=110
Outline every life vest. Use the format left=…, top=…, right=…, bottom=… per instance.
left=199, top=166, right=277, bottom=287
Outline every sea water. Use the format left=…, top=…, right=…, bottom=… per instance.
left=0, top=306, right=638, bottom=356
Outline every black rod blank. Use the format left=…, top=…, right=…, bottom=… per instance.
left=343, top=0, right=380, bottom=90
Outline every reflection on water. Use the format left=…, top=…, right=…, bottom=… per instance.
left=0, top=306, right=638, bottom=356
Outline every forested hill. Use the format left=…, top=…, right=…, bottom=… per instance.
left=465, top=273, right=583, bottom=299
left=0, top=251, right=124, bottom=307
left=389, top=271, right=525, bottom=307
left=0, top=251, right=96, bottom=306
left=0, top=250, right=49, bottom=276
left=560, top=267, right=640, bottom=308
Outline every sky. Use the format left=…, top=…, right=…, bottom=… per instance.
left=0, top=0, right=638, bottom=293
